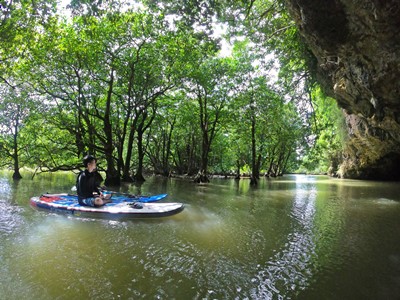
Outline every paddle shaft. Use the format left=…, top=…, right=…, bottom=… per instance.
left=102, top=190, right=139, bottom=199
left=71, top=185, right=139, bottom=199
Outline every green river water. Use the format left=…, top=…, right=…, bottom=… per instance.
left=0, top=172, right=399, bottom=299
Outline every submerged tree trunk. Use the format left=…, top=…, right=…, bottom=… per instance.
left=12, top=126, right=22, bottom=180
left=196, top=91, right=221, bottom=183
left=198, top=131, right=210, bottom=183
left=235, top=159, right=241, bottom=180
left=250, top=109, right=258, bottom=185
left=12, top=156, right=22, bottom=180
left=194, top=170, right=209, bottom=183
left=195, top=135, right=210, bottom=183
left=255, top=154, right=262, bottom=178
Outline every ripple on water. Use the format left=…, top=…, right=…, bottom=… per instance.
left=0, top=200, right=24, bottom=236
left=373, top=198, right=400, bottom=205
left=140, top=239, right=256, bottom=298
left=251, top=186, right=318, bottom=299
left=98, top=218, right=258, bottom=299
left=0, top=178, right=12, bottom=195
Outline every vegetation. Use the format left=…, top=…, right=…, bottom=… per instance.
left=0, top=0, right=345, bottom=184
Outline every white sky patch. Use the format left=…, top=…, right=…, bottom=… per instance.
left=165, top=14, right=182, bottom=31
left=219, top=40, right=233, bottom=58
left=211, top=21, right=233, bottom=58
left=57, top=0, right=72, bottom=19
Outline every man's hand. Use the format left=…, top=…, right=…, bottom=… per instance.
left=100, top=192, right=112, bottom=200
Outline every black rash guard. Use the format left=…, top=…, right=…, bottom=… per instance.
left=76, top=170, right=100, bottom=205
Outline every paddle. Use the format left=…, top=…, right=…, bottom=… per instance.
left=71, top=185, right=139, bottom=199
left=102, top=190, right=139, bottom=199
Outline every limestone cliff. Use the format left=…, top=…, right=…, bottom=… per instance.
left=286, top=0, right=400, bottom=179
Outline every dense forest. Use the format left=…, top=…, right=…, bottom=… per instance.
left=0, top=0, right=345, bottom=185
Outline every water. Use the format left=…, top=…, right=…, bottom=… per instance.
left=0, top=172, right=399, bottom=299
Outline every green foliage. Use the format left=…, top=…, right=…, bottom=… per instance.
left=298, top=88, right=346, bottom=174
left=0, top=0, right=345, bottom=182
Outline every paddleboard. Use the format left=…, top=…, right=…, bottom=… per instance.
left=30, top=194, right=184, bottom=219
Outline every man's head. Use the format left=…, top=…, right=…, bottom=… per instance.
left=83, top=155, right=97, bottom=171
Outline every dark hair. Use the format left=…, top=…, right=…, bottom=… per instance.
left=83, top=155, right=96, bottom=168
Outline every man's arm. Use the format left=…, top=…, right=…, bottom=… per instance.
left=77, top=173, right=91, bottom=198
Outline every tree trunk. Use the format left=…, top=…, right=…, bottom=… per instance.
left=186, top=135, right=196, bottom=175
left=134, top=129, right=146, bottom=182
left=104, top=150, right=120, bottom=185
left=197, top=130, right=210, bottom=183
left=162, top=118, right=175, bottom=177
left=266, top=146, right=277, bottom=176
left=122, top=123, right=136, bottom=182
left=12, top=131, right=22, bottom=180
left=281, top=150, right=292, bottom=176
left=275, top=149, right=285, bottom=177
left=235, top=159, right=241, bottom=180
left=250, top=114, right=257, bottom=185
left=255, top=154, right=262, bottom=179
left=133, top=106, right=156, bottom=182
left=194, top=170, right=209, bottom=183
left=103, top=67, right=120, bottom=186
left=120, top=62, right=136, bottom=182
left=76, top=70, right=86, bottom=158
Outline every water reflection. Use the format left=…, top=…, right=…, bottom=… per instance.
left=254, top=176, right=317, bottom=299
left=0, top=178, right=25, bottom=236
left=0, top=177, right=12, bottom=199
left=0, top=200, right=24, bottom=235
left=0, top=173, right=400, bottom=299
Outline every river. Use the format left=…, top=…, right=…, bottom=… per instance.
left=0, top=172, right=399, bottom=299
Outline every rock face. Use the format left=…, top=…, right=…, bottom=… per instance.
left=286, top=0, right=400, bottom=179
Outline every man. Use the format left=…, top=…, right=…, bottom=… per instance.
left=76, top=155, right=112, bottom=207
